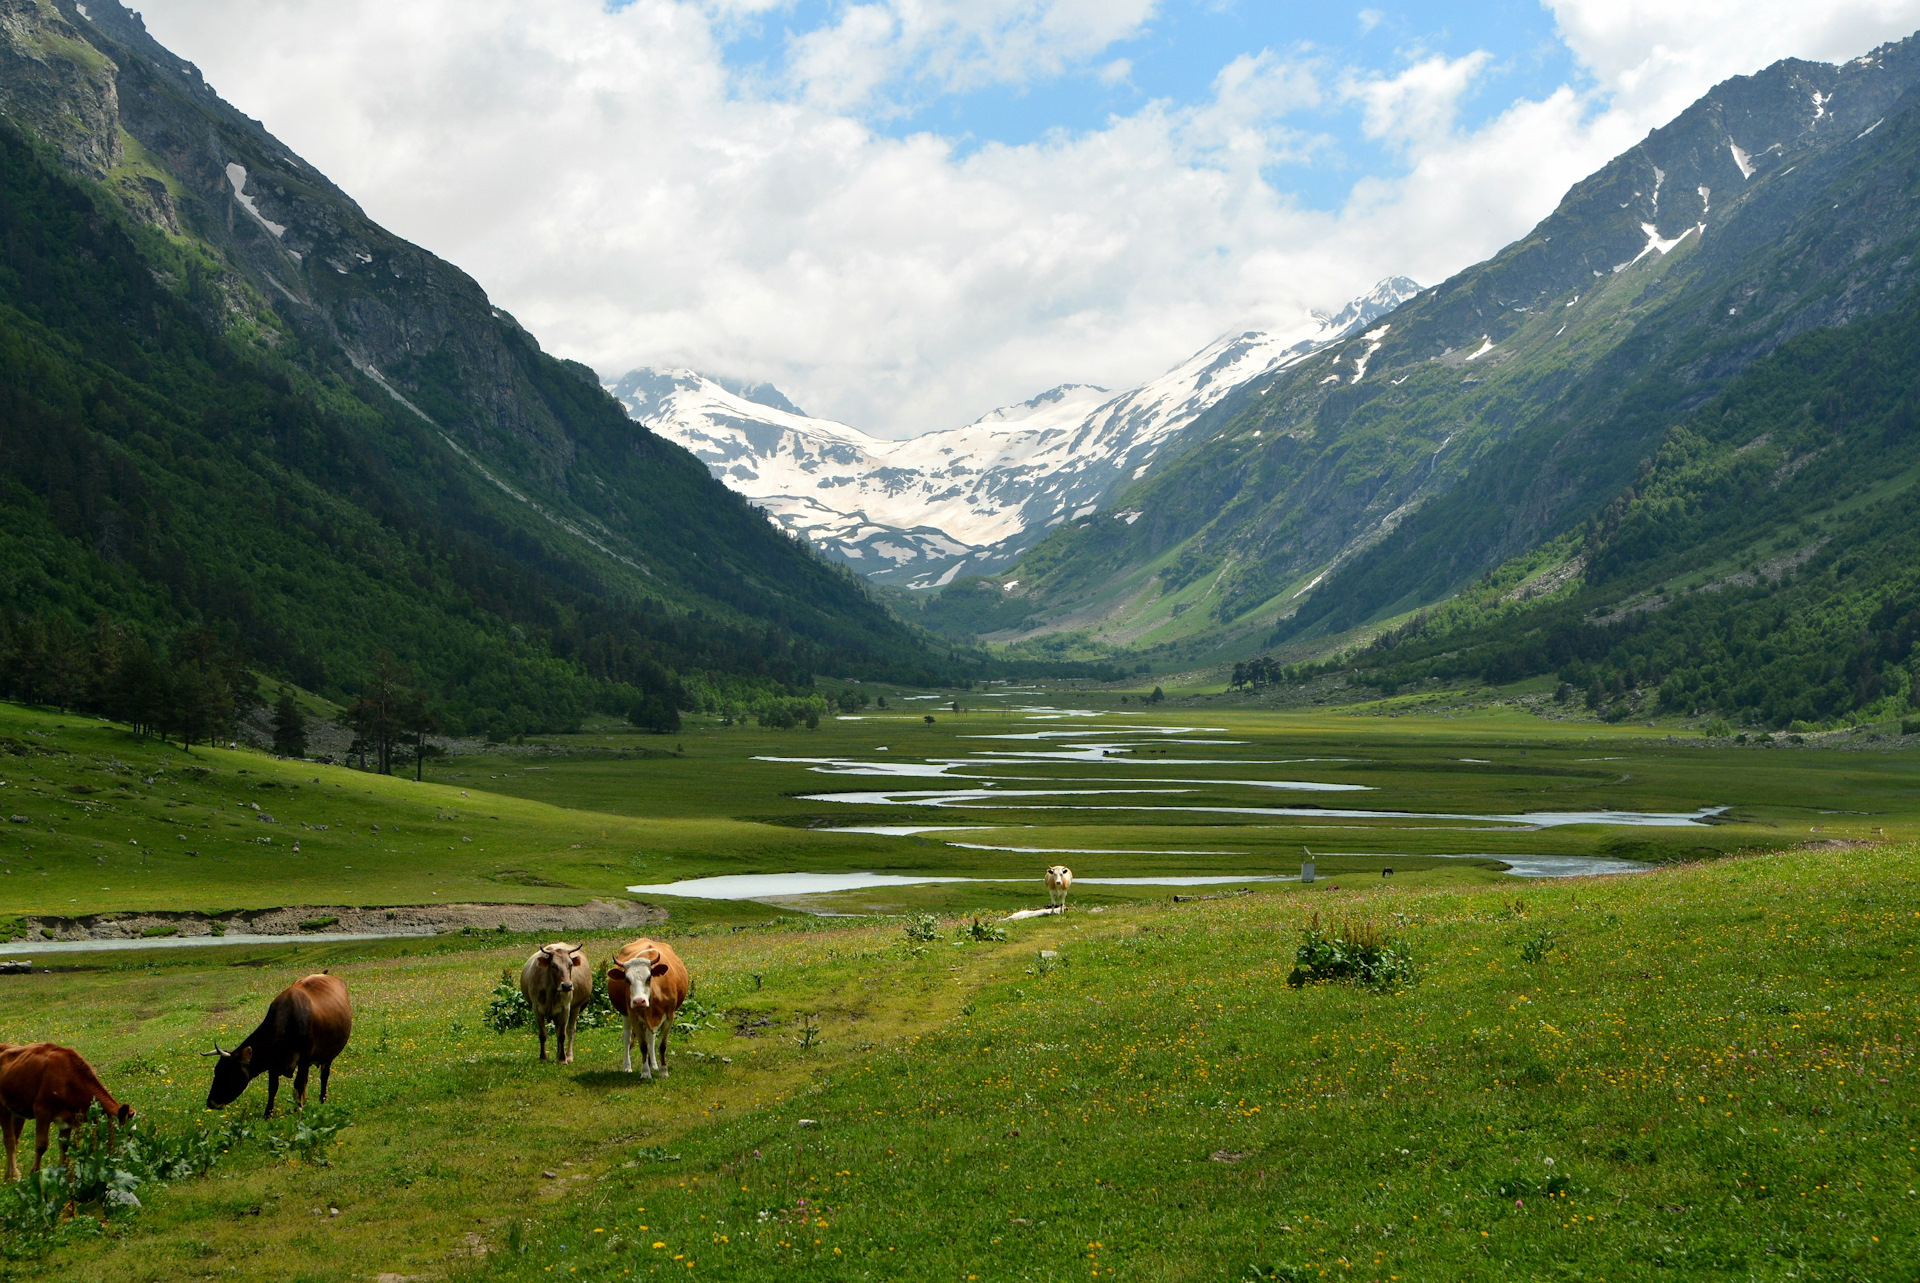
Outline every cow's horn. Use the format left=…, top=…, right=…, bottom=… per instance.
left=201, top=1042, right=225, bottom=1057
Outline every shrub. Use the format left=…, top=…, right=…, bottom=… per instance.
left=482, top=969, right=623, bottom=1035
left=1286, top=916, right=1415, bottom=991
left=1519, top=930, right=1560, bottom=964
left=0, top=1106, right=252, bottom=1256
left=672, top=994, right=716, bottom=1033
left=483, top=973, right=532, bottom=1033
left=902, top=914, right=941, bottom=943
left=265, top=1103, right=350, bottom=1165
left=1902, top=717, right=1920, bottom=736
left=959, top=917, right=1007, bottom=943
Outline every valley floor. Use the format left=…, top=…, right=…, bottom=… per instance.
left=0, top=694, right=1914, bottom=1279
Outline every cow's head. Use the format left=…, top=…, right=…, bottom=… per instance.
left=203, top=1043, right=254, bottom=1109
left=620, top=951, right=672, bottom=1008
left=534, top=942, right=583, bottom=991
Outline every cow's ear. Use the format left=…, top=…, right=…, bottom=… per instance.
left=536, top=952, right=551, bottom=967
left=650, top=962, right=670, bottom=978
left=237, top=1046, right=253, bottom=1066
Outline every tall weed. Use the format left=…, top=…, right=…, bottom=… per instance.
left=1287, top=915, right=1416, bottom=992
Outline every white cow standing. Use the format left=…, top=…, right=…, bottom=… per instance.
left=1045, top=864, right=1073, bottom=912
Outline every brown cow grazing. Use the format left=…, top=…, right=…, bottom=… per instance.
left=520, top=942, right=592, bottom=1065
left=0, top=1042, right=132, bottom=1180
left=1045, top=864, right=1073, bottom=911
left=605, top=938, right=690, bottom=1078
left=205, top=973, right=352, bottom=1118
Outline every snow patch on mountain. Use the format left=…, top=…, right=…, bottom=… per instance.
left=610, top=277, right=1420, bottom=587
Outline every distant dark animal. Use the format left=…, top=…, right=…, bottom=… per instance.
left=1045, top=864, right=1073, bottom=911
left=521, top=942, right=591, bottom=1064
left=205, top=973, right=352, bottom=1117
left=0, top=1042, right=132, bottom=1180
left=1382, top=868, right=1394, bottom=877
left=606, top=938, right=691, bottom=1078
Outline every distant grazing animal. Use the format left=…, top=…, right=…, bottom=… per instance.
left=605, top=938, right=690, bottom=1078
left=521, top=942, right=592, bottom=1065
left=1045, top=864, right=1073, bottom=911
left=205, top=972, right=352, bottom=1117
left=0, top=1042, right=132, bottom=1180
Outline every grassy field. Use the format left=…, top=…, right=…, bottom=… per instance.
left=0, top=842, right=1912, bottom=1280
left=1, top=693, right=1916, bottom=1278
left=11, top=692, right=1918, bottom=921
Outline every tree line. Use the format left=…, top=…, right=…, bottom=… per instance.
left=1, top=610, right=256, bottom=746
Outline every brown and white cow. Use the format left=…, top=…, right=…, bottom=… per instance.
left=1045, top=864, right=1073, bottom=911
left=605, top=938, right=690, bottom=1078
left=205, top=972, right=353, bottom=1118
left=0, top=1042, right=132, bottom=1179
left=520, top=942, right=592, bottom=1065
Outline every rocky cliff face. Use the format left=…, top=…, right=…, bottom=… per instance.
left=17, top=0, right=602, bottom=484
left=0, top=0, right=121, bottom=175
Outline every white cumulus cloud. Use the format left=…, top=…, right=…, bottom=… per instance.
left=129, top=0, right=1920, bottom=435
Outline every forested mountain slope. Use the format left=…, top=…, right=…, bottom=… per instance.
left=1301, top=279, right=1920, bottom=729
left=0, top=0, right=936, bottom=740
left=969, top=34, right=1920, bottom=667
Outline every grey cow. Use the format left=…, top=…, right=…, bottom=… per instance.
left=519, top=942, right=592, bottom=1064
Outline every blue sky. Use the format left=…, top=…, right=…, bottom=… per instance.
left=713, top=1, right=1585, bottom=210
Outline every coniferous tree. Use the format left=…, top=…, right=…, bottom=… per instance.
left=397, top=691, right=440, bottom=781
left=271, top=687, right=309, bottom=759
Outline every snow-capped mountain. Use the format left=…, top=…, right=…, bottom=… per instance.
left=608, top=277, right=1420, bottom=587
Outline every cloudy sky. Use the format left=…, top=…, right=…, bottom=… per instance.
left=136, top=0, right=1920, bottom=436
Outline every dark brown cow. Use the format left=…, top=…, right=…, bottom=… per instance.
left=205, top=973, right=353, bottom=1117
left=0, top=1042, right=132, bottom=1180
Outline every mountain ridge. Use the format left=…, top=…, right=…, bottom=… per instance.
left=0, top=0, right=943, bottom=739
left=950, top=32, right=1920, bottom=668
left=610, top=275, right=1420, bottom=586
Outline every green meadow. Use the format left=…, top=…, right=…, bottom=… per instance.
left=0, top=692, right=1916, bottom=1279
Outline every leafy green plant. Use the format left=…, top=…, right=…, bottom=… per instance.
left=672, top=994, right=716, bottom=1034
left=1286, top=915, right=1416, bottom=991
left=902, top=913, right=940, bottom=943
left=1244, top=1266, right=1315, bottom=1282
left=959, top=917, right=1007, bottom=943
left=0, top=1106, right=251, bottom=1257
left=1519, top=930, right=1560, bottom=964
left=264, top=1103, right=350, bottom=1165
left=483, top=972, right=532, bottom=1033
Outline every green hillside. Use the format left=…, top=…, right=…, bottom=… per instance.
left=959, top=35, right=1920, bottom=697
left=0, top=1, right=940, bottom=743
left=1294, top=283, right=1920, bottom=728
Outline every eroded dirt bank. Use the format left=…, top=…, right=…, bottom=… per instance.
left=9, top=898, right=664, bottom=942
